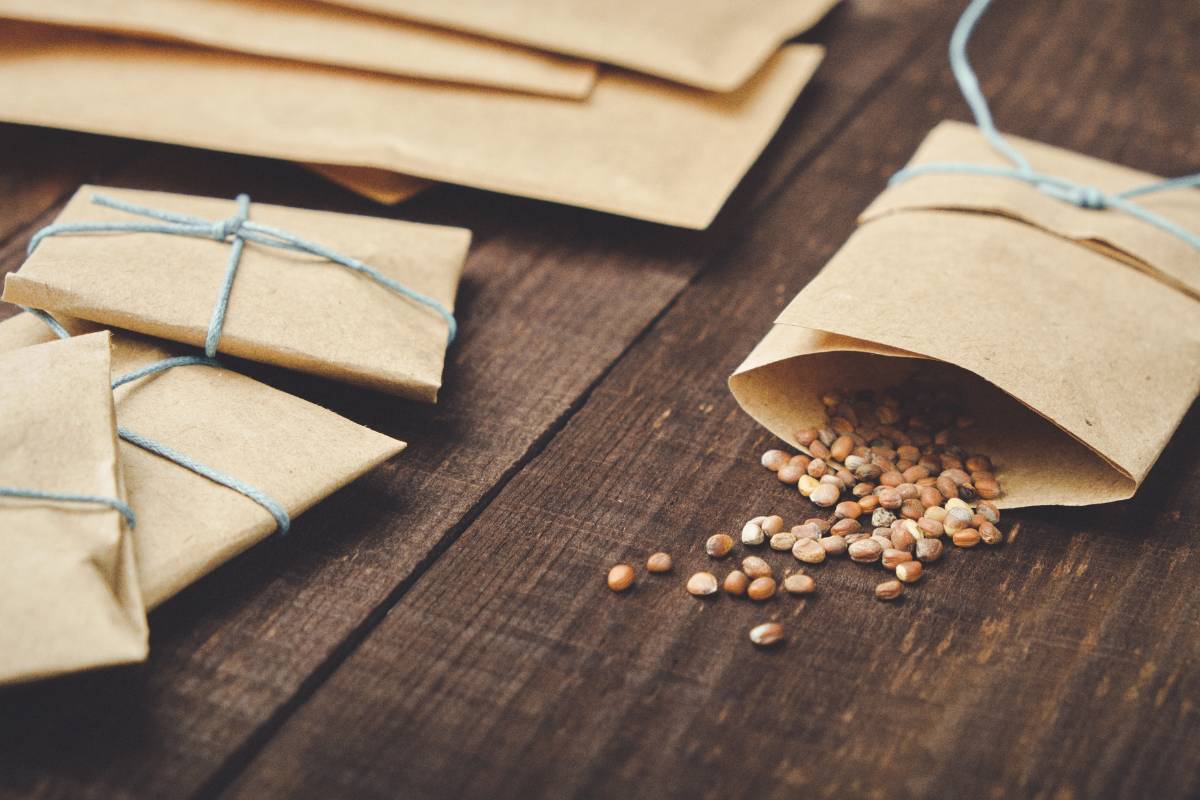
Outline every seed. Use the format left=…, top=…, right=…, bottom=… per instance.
left=687, top=571, right=719, bottom=596
left=789, top=454, right=812, bottom=470
left=749, top=622, right=786, bottom=647
left=646, top=553, right=672, bottom=573
left=895, top=561, right=923, bottom=583
left=844, top=532, right=870, bottom=545
left=903, top=465, right=930, bottom=483
left=754, top=515, right=782, bottom=536
left=741, top=520, right=765, bottom=546
left=855, top=463, right=884, bottom=482
left=882, top=548, right=909, bottom=569
left=807, top=458, right=828, bottom=479
left=808, top=440, right=831, bottom=460
left=871, top=534, right=893, bottom=552
left=900, top=519, right=921, bottom=539
left=875, top=579, right=904, bottom=601
left=952, top=528, right=981, bottom=548
left=792, top=523, right=822, bottom=541
left=976, top=500, right=1000, bottom=524
left=797, top=474, right=820, bottom=496
left=761, top=449, right=790, bottom=471
left=944, top=507, right=972, bottom=534
left=925, top=505, right=948, bottom=523
left=795, top=428, right=819, bottom=446
left=871, top=508, right=896, bottom=528
left=810, top=483, right=840, bottom=507
left=896, top=444, right=920, bottom=462
left=896, top=483, right=920, bottom=501
left=830, top=416, right=855, bottom=434
left=834, top=500, right=863, bottom=520
left=770, top=532, right=797, bottom=551
left=607, top=564, right=635, bottom=592
left=965, top=455, right=993, bottom=473
left=742, top=556, right=772, bottom=579
left=891, top=528, right=916, bottom=552
left=849, top=538, right=884, bottom=563
left=748, top=623, right=787, bottom=647
left=820, top=474, right=844, bottom=488
left=724, top=570, right=749, bottom=596
left=852, top=482, right=874, bottom=498
left=705, top=533, right=734, bottom=558
left=917, top=517, right=944, bottom=538
left=978, top=521, right=1003, bottom=545
left=818, top=427, right=837, bottom=447
left=935, top=475, right=958, bottom=499
left=820, top=534, right=847, bottom=556
left=880, top=471, right=904, bottom=487
left=777, top=463, right=804, bottom=484
left=748, top=576, right=777, bottom=601
left=919, top=486, right=944, bottom=508
left=859, top=495, right=880, bottom=512
left=844, top=454, right=867, bottom=471
left=830, top=435, right=854, bottom=462
left=792, top=538, right=826, bottom=564
left=900, top=499, right=925, bottom=520
left=975, top=477, right=1001, bottom=499
left=806, top=517, right=833, bottom=534
left=877, top=487, right=902, bottom=510
left=783, top=573, right=816, bottom=595
left=831, top=518, right=862, bottom=537
left=915, top=537, right=944, bottom=562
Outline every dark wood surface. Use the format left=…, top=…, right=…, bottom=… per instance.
left=1, top=1, right=1197, bottom=798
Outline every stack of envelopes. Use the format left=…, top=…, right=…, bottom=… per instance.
left=0, top=0, right=840, bottom=227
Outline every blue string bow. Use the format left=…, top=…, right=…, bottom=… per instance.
left=29, top=192, right=458, bottom=356
left=888, top=0, right=1200, bottom=251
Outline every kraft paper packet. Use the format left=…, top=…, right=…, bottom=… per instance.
left=0, top=312, right=406, bottom=608
left=730, top=122, right=1200, bottom=509
left=321, top=0, right=840, bottom=92
left=0, top=0, right=596, bottom=99
left=303, top=163, right=433, bottom=206
left=0, top=22, right=824, bottom=229
left=0, top=332, right=148, bottom=686
left=2, top=185, right=470, bottom=402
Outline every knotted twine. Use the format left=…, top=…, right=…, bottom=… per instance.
left=889, top=0, right=1200, bottom=250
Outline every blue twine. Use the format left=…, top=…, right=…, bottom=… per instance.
left=29, top=192, right=458, bottom=356
left=18, top=307, right=292, bottom=535
left=888, top=0, right=1200, bottom=251
left=0, top=487, right=136, bottom=528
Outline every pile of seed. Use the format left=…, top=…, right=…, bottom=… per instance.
left=607, top=383, right=1012, bottom=648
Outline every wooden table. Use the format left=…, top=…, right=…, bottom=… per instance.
left=1, top=1, right=1197, bottom=797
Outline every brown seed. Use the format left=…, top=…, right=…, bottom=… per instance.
left=875, top=579, right=904, bottom=601
left=783, top=573, right=816, bottom=595
left=975, top=477, right=1001, bottom=499
left=900, top=498, right=925, bottom=520
left=830, top=435, right=854, bottom=462
left=897, top=483, right=920, bottom=500
left=705, top=533, right=734, bottom=558
left=776, top=463, right=804, bottom=484
left=877, top=487, right=902, bottom=510
left=724, top=570, right=749, bottom=596
left=742, top=556, right=772, bottom=579
left=891, top=528, right=916, bottom=552
left=797, top=475, right=820, bottom=496
left=770, top=532, right=798, bottom=551
left=607, top=564, right=634, bottom=592
left=810, top=483, right=840, bottom=508
left=919, top=486, right=944, bottom=508
left=895, top=560, right=923, bottom=583
left=741, top=519, right=766, bottom=546
left=942, top=468, right=971, bottom=486
left=830, top=416, right=855, bottom=434
left=749, top=622, right=786, bottom=647
left=944, top=507, right=972, bottom=534
left=965, top=455, right=993, bottom=473
left=687, top=571, right=719, bottom=596
left=808, top=440, right=831, bottom=460
left=820, top=534, right=848, bottom=556
left=843, top=532, right=870, bottom=545
left=791, top=523, right=821, bottom=541
left=925, top=505, right=948, bottom=523
left=897, top=445, right=920, bottom=463
left=807, top=458, right=828, bottom=479
left=851, top=482, right=874, bottom=498
left=834, top=500, right=863, bottom=520
left=646, top=553, right=672, bottom=573
left=748, top=576, right=777, bottom=601
left=831, top=518, right=862, bottom=537
left=978, top=521, right=1003, bottom=545
left=761, top=515, right=785, bottom=535
left=792, top=538, right=826, bottom=564
left=806, top=517, right=833, bottom=534
left=952, top=528, right=981, bottom=548
left=915, top=537, right=944, bottom=563
left=917, top=517, right=944, bottom=538
left=859, top=495, right=880, bottom=512
left=789, top=454, right=812, bottom=471
left=935, top=475, right=958, bottom=500
left=795, top=428, right=819, bottom=447
left=903, top=465, right=930, bottom=483
left=882, top=548, right=909, bottom=570
left=849, top=538, right=884, bottom=563
left=880, top=471, right=904, bottom=487
left=761, top=449, right=790, bottom=471
left=976, top=500, right=1000, bottom=524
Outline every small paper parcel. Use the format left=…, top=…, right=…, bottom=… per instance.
left=2, top=185, right=470, bottom=401
left=0, top=312, right=405, bottom=609
left=731, top=122, right=1200, bottom=508
left=0, top=332, right=148, bottom=686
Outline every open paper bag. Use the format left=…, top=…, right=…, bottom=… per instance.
left=731, top=122, right=1200, bottom=508
left=0, top=23, right=823, bottom=228
left=2, top=185, right=470, bottom=401
left=321, top=0, right=840, bottom=91
left=0, top=0, right=596, bottom=98
left=0, top=312, right=405, bottom=608
left=0, top=332, right=147, bottom=686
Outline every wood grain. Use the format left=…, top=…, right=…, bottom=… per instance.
left=0, top=3, right=935, bottom=798
left=221, top=2, right=1200, bottom=799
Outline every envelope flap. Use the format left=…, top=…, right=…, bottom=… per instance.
left=860, top=121, right=1200, bottom=299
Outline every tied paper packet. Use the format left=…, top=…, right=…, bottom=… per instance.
left=0, top=0, right=596, bottom=99
left=730, top=123, right=1200, bottom=508
left=0, top=332, right=148, bottom=686
left=321, top=0, right=840, bottom=91
left=2, top=185, right=471, bottom=402
left=0, top=313, right=405, bottom=608
left=0, top=23, right=824, bottom=229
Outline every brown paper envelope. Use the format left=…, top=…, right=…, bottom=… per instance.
left=320, top=0, right=839, bottom=91
left=2, top=185, right=470, bottom=401
left=731, top=211, right=1200, bottom=508
left=0, top=312, right=406, bottom=608
left=0, top=23, right=824, bottom=229
left=862, top=121, right=1200, bottom=299
left=302, top=164, right=433, bottom=205
left=0, top=331, right=148, bottom=686
left=0, top=0, right=596, bottom=98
